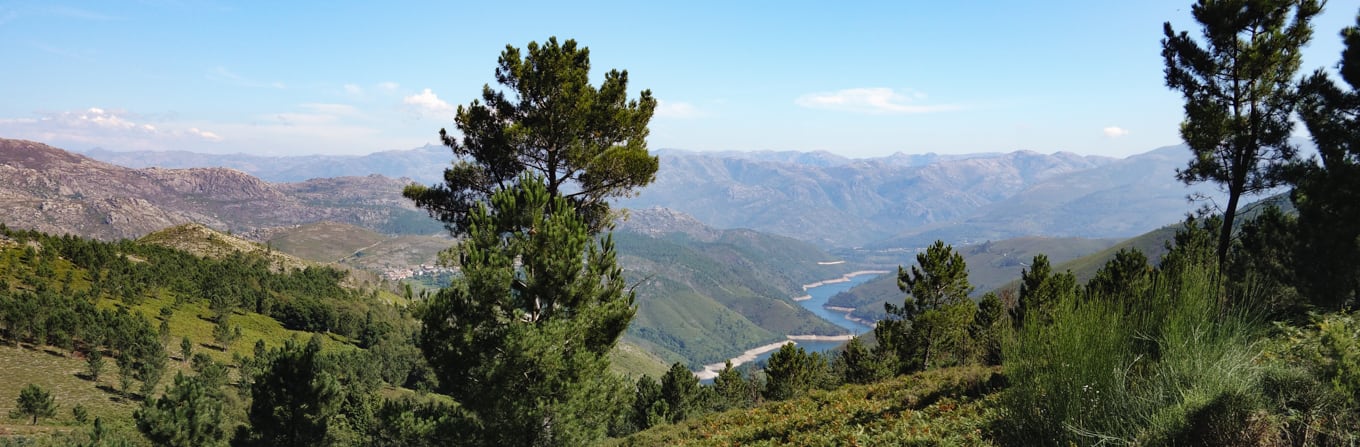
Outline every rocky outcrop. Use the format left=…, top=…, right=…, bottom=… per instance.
left=0, top=138, right=438, bottom=240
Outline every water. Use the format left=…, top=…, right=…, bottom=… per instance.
left=746, top=273, right=881, bottom=366
left=798, top=274, right=878, bottom=334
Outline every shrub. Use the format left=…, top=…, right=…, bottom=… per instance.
left=1001, top=261, right=1272, bottom=445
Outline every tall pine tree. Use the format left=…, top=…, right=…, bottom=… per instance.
left=1162, top=0, right=1322, bottom=278
left=417, top=175, right=634, bottom=446
left=136, top=373, right=227, bottom=447
left=403, top=37, right=659, bottom=234
left=1295, top=9, right=1360, bottom=310
left=876, top=240, right=976, bottom=372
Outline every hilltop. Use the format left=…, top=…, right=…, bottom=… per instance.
left=0, top=138, right=441, bottom=241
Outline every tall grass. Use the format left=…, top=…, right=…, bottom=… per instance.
left=1000, top=263, right=1272, bottom=445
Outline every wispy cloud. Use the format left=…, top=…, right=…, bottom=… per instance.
left=795, top=87, right=959, bottom=114
left=343, top=84, right=363, bottom=95
left=655, top=100, right=703, bottom=119
left=377, top=81, right=400, bottom=91
left=1102, top=126, right=1129, bottom=138
left=402, top=88, right=454, bottom=118
left=0, top=107, right=224, bottom=150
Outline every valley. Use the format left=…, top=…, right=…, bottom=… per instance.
left=0, top=137, right=1190, bottom=373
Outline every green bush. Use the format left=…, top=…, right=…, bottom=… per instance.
left=1000, top=261, right=1273, bottom=445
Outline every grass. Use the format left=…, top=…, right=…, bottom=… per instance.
left=610, top=365, right=1003, bottom=446
left=609, top=340, right=671, bottom=379
left=1000, top=262, right=1274, bottom=445
left=0, top=344, right=135, bottom=436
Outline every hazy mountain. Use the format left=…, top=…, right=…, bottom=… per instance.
left=868, top=145, right=1227, bottom=249
left=83, top=143, right=452, bottom=184
left=77, top=141, right=1222, bottom=251
left=618, top=149, right=1117, bottom=247
left=0, top=138, right=442, bottom=240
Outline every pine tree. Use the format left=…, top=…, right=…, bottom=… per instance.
left=837, top=336, right=894, bottom=384
left=417, top=176, right=634, bottom=446
left=1086, top=248, right=1153, bottom=303
left=763, top=343, right=829, bottom=401
left=970, top=293, right=1010, bottom=366
left=1162, top=0, right=1322, bottom=276
left=877, top=240, right=976, bottom=372
left=712, top=361, right=754, bottom=410
left=237, top=335, right=340, bottom=447
left=86, top=349, right=105, bottom=382
left=630, top=376, right=667, bottom=431
left=403, top=37, right=659, bottom=234
left=9, top=384, right=56, bottom=425
left=135, top=373, right=227, bottom=447
left=659, top=362, right=701, bottom=423
left=1015, top=254, right=1077, bottom=329
left=1295, top=9, right=1360, bottom=310
left=180, top=336, right=193, bottom=363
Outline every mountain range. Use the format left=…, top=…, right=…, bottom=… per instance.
left=4, top=136, right=1240, bottom=369
left=76, top=142, right=1225, bottom=250
left=0, top=138, right=443, bottom=240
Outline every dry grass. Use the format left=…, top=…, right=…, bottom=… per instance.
left=0, top=344, right=135, bottom=433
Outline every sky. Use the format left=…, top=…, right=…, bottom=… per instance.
left=0, top=1, right=1356, bottom=158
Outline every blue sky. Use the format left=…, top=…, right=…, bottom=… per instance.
left=0, top=1, right=1355, bottom=158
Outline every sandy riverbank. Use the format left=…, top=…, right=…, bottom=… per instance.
left=694, top=341, right=791, bottom=380
left=825, top=306, right=877, bottom=328
left=786, top=334, right=855, bottom=341
left=798, top=270, right=891, bottom=291
left=693, top=334, right=858, bottom=379
left=791, top=294, right=812, bottom=301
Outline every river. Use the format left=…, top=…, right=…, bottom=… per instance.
left=695, top=271, right=885, bottom=379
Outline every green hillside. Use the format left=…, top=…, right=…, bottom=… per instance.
left=611, top=366, right=1002, bottom=446
left=264, top=221, right=389, bottom=263
left=615, top=230, right=859, bottom=367
left=827, top=236, right=1117, bottom=321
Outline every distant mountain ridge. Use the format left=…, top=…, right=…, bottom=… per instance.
left=83, top=144, right=453, bottom=184
left=75, top=140, right=1225, bottom=250
left=618, top=149, right=1130, bottom=246
left=0, top=138, right=442, bottom=240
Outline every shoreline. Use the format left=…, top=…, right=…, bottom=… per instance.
left=798, top=270, right=891, bottom=292
left=825, top=305, right=877, bottom=328
left=791, top=294, right=812, bottom=301
left=693, top=334, right=856, bottom=380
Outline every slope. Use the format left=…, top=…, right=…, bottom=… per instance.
left=0, top=138, right=441, bottom=241
left=827, top=236, right=1119, bottom=321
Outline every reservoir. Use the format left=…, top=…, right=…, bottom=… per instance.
left=696, top=271, right=887, bottom=379
left=749, top=272, right=881, bottom=366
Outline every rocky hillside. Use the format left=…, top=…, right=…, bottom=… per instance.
left=0, top=138, right=441, bottom=240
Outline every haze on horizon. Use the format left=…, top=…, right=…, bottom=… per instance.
left=0, top=1, right=1353, bottom=158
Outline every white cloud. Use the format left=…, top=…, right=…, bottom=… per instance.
left=378, top=82, right=400, bottom=91
left=0, top=107, right=223, bottom=150
left=655, top=100, right=702, bottom=119
left=403, top=88, right=454, bottom=118
left=343, top=84, right=363, bottom=95
left=188, top=128, right=223, bottom=142
left=1102, top=126, right=1130, bottom=138
left=795, top=88, right=959, bottom=114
